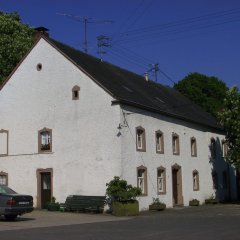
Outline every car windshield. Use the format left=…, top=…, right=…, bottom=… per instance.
left=0, top=186, right=17, bottom=194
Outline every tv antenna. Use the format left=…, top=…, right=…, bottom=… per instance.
left=97, top=35, right=111, bottom=61
left=57, top=13, right=112, bottom=53
left=146, top=63, right=159, bottom=82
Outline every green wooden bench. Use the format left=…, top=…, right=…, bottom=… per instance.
left=65, top=195, right=105, bottom=213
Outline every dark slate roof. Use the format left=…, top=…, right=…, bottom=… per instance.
left=47, top=37, right=222, bottom=131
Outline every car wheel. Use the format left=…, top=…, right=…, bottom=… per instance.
left=4, top=214, right=17, bottom=221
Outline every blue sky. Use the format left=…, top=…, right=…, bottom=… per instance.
left=1, top=0, right=240, bottom=88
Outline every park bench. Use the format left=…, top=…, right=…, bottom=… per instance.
left=65, top=195, right=105, bottom=213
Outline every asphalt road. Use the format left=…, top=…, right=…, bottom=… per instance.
left=1, top=205, right=240, bottom=240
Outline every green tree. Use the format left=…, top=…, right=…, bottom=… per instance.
left=174, top=72, right=228, bottom=117
left=0, top=11, right=34, bottom=85
left=218, top=87, right=240, bottom=169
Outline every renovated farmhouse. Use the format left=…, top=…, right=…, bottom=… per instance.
left=0, top=31, right=238, bottom=210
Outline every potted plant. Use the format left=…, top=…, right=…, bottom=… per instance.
left=205, top=195, right=218, bottom=204
left=47, top=196, right=60, bottom=211
left=189, top=199, right=200, bottom=206
left=106, top=176, right=141, bottom=216
left=149, top=198, right=166, bottom=211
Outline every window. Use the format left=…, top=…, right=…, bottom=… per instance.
left=136, top=126, right=146, bottom=152
left=212, top=171, right=218, bottom=189
left=157, top=167, right=166, bottom=194
left=72, top=85, right=80, bottom=100
left=222, top=171, right=228, bottom=189
left=156, top=131, right=164, bottom=154
left=0, top=172, right=8, bottom=186
left=190, top=137, right=197, bottom=157
left=38, top=128, right=52, bottom=153
left=0, top=129, right=8, bottom=156
left=137, top=166, right=147, bottom=195
left=172, top=133, right=180, bottom=155
left=222, top=140, right=228, bottom=158
left=36, top=63, right=42, bottom=71
left=210, top=138, right=216, bottom=159
left=193, top=170, right=199, bottom=191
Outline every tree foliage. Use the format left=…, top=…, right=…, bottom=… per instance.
left=0, top=11, right=34, bottom=85
left=106, top=176, right=141, bottom=202
left=174, top=72, right=228, bottom=117
left=218, top=87, right=240, bottom=169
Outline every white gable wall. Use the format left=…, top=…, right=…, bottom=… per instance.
left=0, top=38, right=122, bottom=205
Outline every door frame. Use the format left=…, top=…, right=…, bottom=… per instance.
left=172, top=164, right=183, bottom=206
left=36, top=168, right=53, bottom=209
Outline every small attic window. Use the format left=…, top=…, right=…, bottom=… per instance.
left=122, top=85, right=133, bottom=93
left=72, top=85, right=80, bottom=100
left=36, top=63, right=42, bottom=71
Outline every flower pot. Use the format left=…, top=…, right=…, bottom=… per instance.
left=112, top=200, right=139, bottom=216
left=47, top=203, right=60, bottom=211
left=189, top=200, right=199, bottom=206
left=149, top=203, right=166, bottom=211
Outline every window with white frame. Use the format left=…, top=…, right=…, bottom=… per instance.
left=222, top=171, right=228, bottom=189
left=136, top=127, right=146, bottom=152
left=222, top=140, right=228, bottom=158
left=0, top=129, right=8, bottom=156
left=191, top=137, right=197, bottom=157
left=137, top=166, right=147, bottom=195
left=172, top=133, right=180, bottom=155
left=156, top=131, right=164, bottom=154
left=193, top=170, right=199, bottom=191
left=38, top=128, right=52, bottom=153
left=212, top=171, right=218, bottom=189
left=210, top=138, right=216, bottom=159
left=157, top=167, right=166, bottom=194
left=0, top=172, right=8, bottom=186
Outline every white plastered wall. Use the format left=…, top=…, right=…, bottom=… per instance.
left=119, top=105, right=236, bottom=210
left=0, top=38, right=122, bottom=206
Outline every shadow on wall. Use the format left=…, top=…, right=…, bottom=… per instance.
left=210, top=137, right=239, bottom=202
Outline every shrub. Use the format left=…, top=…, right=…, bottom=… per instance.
left=149, top=198, right=166, bottom=211
left=106, top=176, right=141, bottom=203
left=189, top=199, right=200, bottom=206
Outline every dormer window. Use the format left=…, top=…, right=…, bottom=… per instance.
left=72, top=85, right=80, bottom=100
left=38, top=128, right=52, bottom=153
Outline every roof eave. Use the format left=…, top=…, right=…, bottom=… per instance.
left=112, top=99, right=224, bottom=133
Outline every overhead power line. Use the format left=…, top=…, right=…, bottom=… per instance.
left=112, top=7, right=240, bottom=45
left=56, top=13, right=112, bottom=53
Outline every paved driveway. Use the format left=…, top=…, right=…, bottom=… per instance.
left=0, top=210, right=130, bottom=231
left=1, top=205, right=240, bottom=240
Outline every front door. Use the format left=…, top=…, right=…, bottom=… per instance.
left=172, top=165, right=183, bottom=206
left=41, top=172, right=52, bottom=208
left=37, top=169, right=53, bottom=209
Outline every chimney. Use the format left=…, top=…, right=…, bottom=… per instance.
left=33, top=27, right=49, bottom=41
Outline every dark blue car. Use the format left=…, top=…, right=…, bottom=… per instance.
left=0, top=186, right=33, bottom=220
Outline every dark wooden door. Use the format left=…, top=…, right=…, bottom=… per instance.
left=172, top=169, right=178, bottom=205
left=41, top=172, right=51, bottom=209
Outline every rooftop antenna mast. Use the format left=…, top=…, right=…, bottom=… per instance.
left=147, top=63, right=159, bottom=82
left=97, top=35, right=111, bottom=61
left=57, top=13, right=112, bottom=53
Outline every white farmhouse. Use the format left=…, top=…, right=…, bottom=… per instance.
left=0, top=30, right=238, bottom=210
